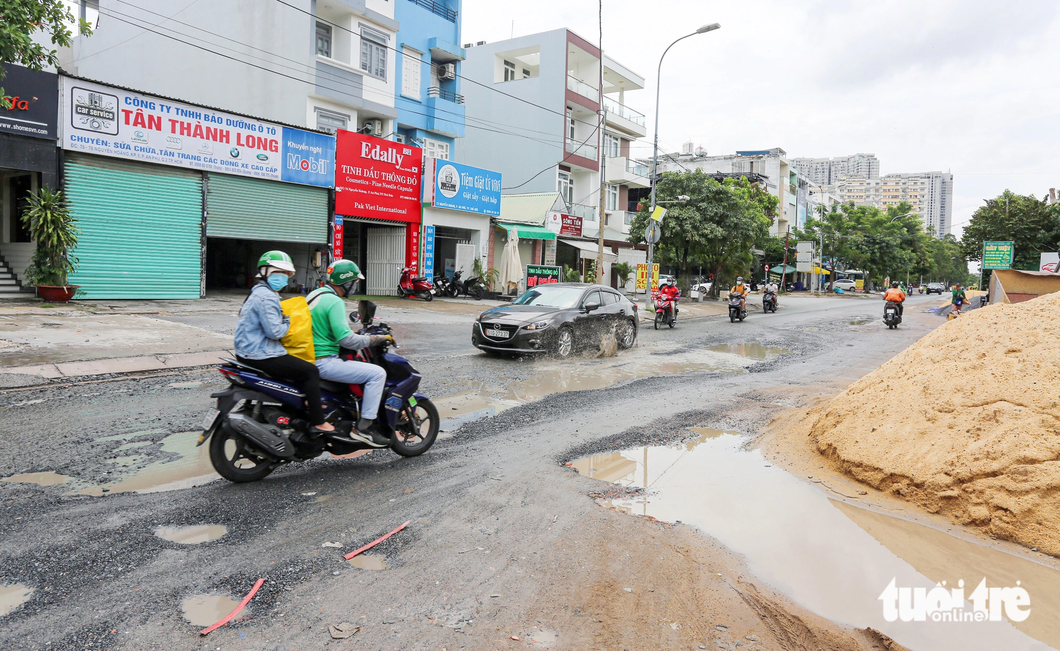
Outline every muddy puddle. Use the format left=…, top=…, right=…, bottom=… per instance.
left=347, top=554, right=388, bottom=570
left=0, top=584, right=33, bottom=617
left=2, top=472, right=72, bottom=487
left=181, top=593, right=245, bottom=627
left=706, top=343, right=789, bottom=359
left=155, top=525, right=227, bottom=544
left=573, top=431, right=1058, bottom=651
left=79, top=431, right=218, bottom=496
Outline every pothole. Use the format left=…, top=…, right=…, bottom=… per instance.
left=154, top=525, right=228, bottom=544
left=1, top=472, right=72, bottom=487
left=572, top=431, right=1057, bottom=651
left=706, top=343, right=790, bottom=359
left=79, top=431, right=218, bottom=496
left=0, top=584, right=33, bottom=617
left=347, top=554, right=387, bottom=570
left=181, top=594, right=245, bottom=627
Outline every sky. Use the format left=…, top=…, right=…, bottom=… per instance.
left=463, top=0, right=1060, bottom=237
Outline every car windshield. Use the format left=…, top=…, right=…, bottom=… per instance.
left=513, top=286, right=584, bottom=309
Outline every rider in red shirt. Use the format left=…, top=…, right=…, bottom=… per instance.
left=658, top=279, right=680, bottom=318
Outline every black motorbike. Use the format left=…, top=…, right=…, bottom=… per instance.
left=884, top=301, right=902, bottom=329
left=462, top=275, right=486, bottom=300
left=197, top=301, right=439, bottom=483
left=432, top=274, right=452, bottom=297
left=728, top=292, right=747, bottom=322
left=763, top=289, right=777, bottom=313
left=446, top=270, right=464, bottom=297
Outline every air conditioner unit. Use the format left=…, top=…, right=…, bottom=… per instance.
left=438, top=63, right=456, bottom=80
left=363, top=118, right=384, bottom=136
left=476, top=40, right=486, bottom=46
left=394, top=134, right=405, bottom=144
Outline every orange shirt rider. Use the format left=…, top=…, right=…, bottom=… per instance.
left=730, top=278, right=749, bottom=309
left=883, top=285, right=906, bottom=316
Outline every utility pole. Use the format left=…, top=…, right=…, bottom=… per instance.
left=818, top=227, right=824, bottom=293
left=595, top=0, right=606, bottom=284
left=780, top=227, right=790, bottom=292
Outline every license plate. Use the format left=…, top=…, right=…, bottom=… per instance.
left=485, top=328, right=509, bottom=339
left=408, top=396, right=418, bottom=407
left=201, top=408, right=220, bottom=431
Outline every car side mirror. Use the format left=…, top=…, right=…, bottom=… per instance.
left=583, top=300, right=601, bottom=312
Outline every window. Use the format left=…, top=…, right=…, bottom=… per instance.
left=316, top=22, right=332, bottom=58
left=583, top=290, right=603, bottom=308
left=604, top=133, right=620, bottom=158
left=567, top=108, right=575, bottom=140
left=602, top=291, right=619, bottom=306
left=522, top=68, right=530, bottom=78
left=557, top=170, right=572, bottom=206
left=360, top=28, right=387, bottom=80
left=606, top=184, right=618, bottom=211
left=315, top=109, right=348, bottom=135
left=423, top=138, right=450, bottom=160
left=401, top=47, right=421, bottom=98
left=503, top=60, right=516, bottom=82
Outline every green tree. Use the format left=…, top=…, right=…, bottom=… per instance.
left=0, top=0, right=92, bottom=95
left=960, top=190, right=1060, bottom=270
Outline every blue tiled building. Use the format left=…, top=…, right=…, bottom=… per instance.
left=394, top=0, right=465, bottom=160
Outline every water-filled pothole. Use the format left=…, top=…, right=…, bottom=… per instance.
left=79, top=431, right=218, bottom=495
left=706, top=343, right=790, bottom=359
left=155, top=525, right=228, bottom=544
left=0, top=584, right=33, bottom=617
left=573, top=431, right=1058, bottom=651
left=347, top=554, right=387, bottom=570
left=1, top=472, right=72, bottom=487
left=181, top=594, right=245, bottom=627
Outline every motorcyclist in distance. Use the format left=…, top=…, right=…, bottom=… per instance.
left=764, top=278, right=779, bottom=307
left=882, top=280, right=906, bottom=317
left=658, top=278, right=680, bottom=319
left=730, top=276, right=749, bottom=313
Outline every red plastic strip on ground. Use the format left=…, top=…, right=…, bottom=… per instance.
left=198, top=578, right=265, bottom=636
left=343, top=521, right=411, bottom=560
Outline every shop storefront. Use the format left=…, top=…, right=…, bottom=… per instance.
left=59, top=76, right=335, bottom=298
left=420, top=158, right=501, bottom=281
left=0, top=64, right=59, bottom=293
left=334, top=130, right=422, bottom=296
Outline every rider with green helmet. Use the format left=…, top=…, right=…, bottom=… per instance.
left=234, top=250, right=335, bottom=435
left=307, top=259, right=391, bottom=448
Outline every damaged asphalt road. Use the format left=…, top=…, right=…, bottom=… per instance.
left=0, top=295, right=943, bottom=650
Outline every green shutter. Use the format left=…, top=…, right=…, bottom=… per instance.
left=206, top=174, right=328, bottom=243
left=65, top=154, right=203, bottom=299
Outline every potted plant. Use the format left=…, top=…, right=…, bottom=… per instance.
left=21, top=188, right=80, bottom=302
left=614, top=262, right=633, bottom=293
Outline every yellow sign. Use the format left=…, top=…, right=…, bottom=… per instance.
left=651, top=206, right=667, bottom=222
left=635, top=263, right=648, bottom=290
left=855, top=279, right=864, bottom=290
left=650, top=264, right=660, bottom=292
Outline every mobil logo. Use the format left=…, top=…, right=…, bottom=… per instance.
left=286, top=153, right=329, bottom=175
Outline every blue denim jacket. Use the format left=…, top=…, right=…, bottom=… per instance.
left=233, top=283, right=290, bottom=359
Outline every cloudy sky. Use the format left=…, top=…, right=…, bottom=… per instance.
left=464, top=0, right=1060, bottom=236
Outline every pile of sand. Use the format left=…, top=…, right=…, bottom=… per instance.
left=809, top=291, right=1060, bottom=554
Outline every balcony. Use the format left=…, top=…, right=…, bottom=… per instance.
left=428, top=86, right=464, bottom=104
left=424, top=87, right=465, bottom=138
left=411, top=0, right=456, bottom=22
left=566, top=202, right=599, bottom=221
left=566, top=75, right=598, bottom=102
left=605, top=156, right=650, bottom=189
left=565, top=138, right=598, bottom=163
left=603, top=97, right=647, bottom=137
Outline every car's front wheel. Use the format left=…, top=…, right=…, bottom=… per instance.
left=554, top=326, right=574, bottom=358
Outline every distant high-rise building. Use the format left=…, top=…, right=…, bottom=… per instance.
left=836, top=171, right=952, bottom=236
left=791, top=153, right=880, bottom=185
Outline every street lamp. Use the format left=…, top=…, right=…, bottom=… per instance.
left=646, top=24, right=720, bottom=307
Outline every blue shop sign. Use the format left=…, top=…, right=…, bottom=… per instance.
left=422, top=225, right=436, bottom=277
left=432, top=160, right=501, bottom=216
left=280, top=127, right=336, bottom=188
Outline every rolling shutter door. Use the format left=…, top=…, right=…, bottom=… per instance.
left=206, top=174, right=328, bottom=243
left=365, top=227, right=405, bottom=296
left=64, top=153, right=203, bottom=299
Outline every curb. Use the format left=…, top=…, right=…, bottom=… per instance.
left=0, top=350, right=231, bottom=381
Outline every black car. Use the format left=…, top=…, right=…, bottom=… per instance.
left=926, top=282, right=945, bottom=294
left=471, top=283, right=638, bottom=358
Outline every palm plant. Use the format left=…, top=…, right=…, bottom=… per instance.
left=21, top=188, right=79, bottom=287
left=614, top=262, right=633, bottom=290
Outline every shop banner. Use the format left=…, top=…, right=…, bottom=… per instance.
left=545, top=212, right=583, bottom=237
left=423, top=157, right=501, bottom=216
left=983, top=241, right=1014, bottom=270
left=422, top=225, right=436, bottom=278
left=526, top=264, right=561, bottom=288
left=333, top=215, right=344, bottom=260
left=636, top=263, right=659, bottom=292
left=59, top=77, right=335, bottom=187
left=1, top=64, right=58, bottom=140
left=544, top=239, right=557, bottom=266
left=336, top=129, right=422, bottom=223
left=405, top=223, right=421, bottom=276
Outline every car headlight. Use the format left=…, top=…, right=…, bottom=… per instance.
left=524, top=320, right=551, bottom=330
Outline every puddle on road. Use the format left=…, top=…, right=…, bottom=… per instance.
left=1, top=472, right=72, bottom=487
left=0, top=584, right=33, bottom=617
left=847, top=319, right=871, bottom=326
left=347, top=554, right=388, bottom=570
left=181, top=593, right=245, bottom=627
left=573, top=432, right=1059, bottom=651
left=706, top=343, right=790, bottom=360
left=155, top=524, right=228, bottom=544
left=79, top=431, right=218, bottom=496
left=530, top=629, right=559, bottom=646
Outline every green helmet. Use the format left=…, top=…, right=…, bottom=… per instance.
left=327, top=259, right=364, bottom=285
left=258, top=250, right=295, bottom=274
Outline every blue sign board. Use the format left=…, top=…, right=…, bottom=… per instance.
left=422, top=225, right=436, bottom=278
left=280, top=127, right=336, bottom=188
left=432, top=160, right=501, bottom=216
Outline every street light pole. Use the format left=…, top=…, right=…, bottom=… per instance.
left=646, top=22, right=719, bottom=308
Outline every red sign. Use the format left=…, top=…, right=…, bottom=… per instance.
left=332, top=216, right=344, bottom=260
left=764, top=264, right=770, bottom=273
left=545, top=211, right=583, bottom=237
left=405, top=223, right=420, bottom=275
left=335, top=130, right=422, bottom=223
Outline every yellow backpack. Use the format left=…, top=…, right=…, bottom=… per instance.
left=280, top=296, right=316, bottom=362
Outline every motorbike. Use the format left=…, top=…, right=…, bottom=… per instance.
left=653, top=292, right=679, bottom=329
left=432, top=274, right=452, bottom=297
left=448, top=270, right=464, bottom=297
left=197, top=301, right=440, bottom=483
left=918, top=286, right=924, bottom=295
left=398, top=267, right=434, bottom=301
left=763, top=289, right=777, bottom=313
left=728, top=292, right=747, bottom=323
left=462, top=275, right=486, bottom=300
left=884, top=301, right=902, bottom=329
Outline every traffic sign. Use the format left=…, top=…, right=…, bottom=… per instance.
left=644, top=221, right=661, bottom=244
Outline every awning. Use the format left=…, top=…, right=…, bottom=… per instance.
left=559, top=238, right=618, bottom=260
left=769, top=265, right=797, bottom=274
left=497, top=222, right=555, bottom=240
